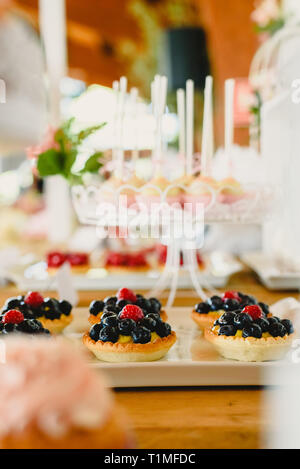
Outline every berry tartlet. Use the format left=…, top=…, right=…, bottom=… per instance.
left=0, top=309, right=50, bottom=336
left=47, top=251, right=89, bottom=275
left=84, top=303, right=176, bottom=362
left=0, top=337, right=134, bottom=449
left=1, top=292, right=73, bottom=335
left=88, top=288, right=167, bottom=325
left=191, top=291, right=266, bottom=330
left=204, top=305, right=295, bottom=362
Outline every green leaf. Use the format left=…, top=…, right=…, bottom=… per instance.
left=81, top=152, right=103, bottom=173
left=75, top=123, right=106, bottom=145
left=63, top=149, right=77, bottom=178
left=37, top=149, right=64, bottom=177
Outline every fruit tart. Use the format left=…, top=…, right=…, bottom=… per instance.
left=204, top=305, right=295, bottom=362
left=191, top=290, right=268, bottom=330
left=84, top=303, right=176, bottom=362
left=1, top=292, right=73, bottom=335
left=0, top=337, right=134, bottom=449
left=0, top=309, right=50, bottom=336
left=47, top=251, right=89, bottom=275
left=88, top=288, right=167, bottom=325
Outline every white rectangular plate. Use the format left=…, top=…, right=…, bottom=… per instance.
left=3, top=252, right=242, bottom=292
left=241, top=252, right=300, bottom=290
left=64, top=307, right=291, bottom=388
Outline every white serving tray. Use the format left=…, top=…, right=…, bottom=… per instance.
left=3, top=252, right=242, bottom=292
left=64, top=307, right=293, bottom=388
left=241, top=252, right=300, bottom=290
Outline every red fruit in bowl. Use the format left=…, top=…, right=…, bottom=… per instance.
left=117, top=288, right=137, bottom=302
left=47, top=251, right=67, bottom=268
left=106, top=252, right=125, bottom=266
left=119, top=304, right=144, bottom=322
left=2, top=310, right=24, bottom=324
left=222, top=291, right=241, bottom=301
left=67, top=252, right=89, bottom=266
left=24, top=291, right=44, bottom=307
left=128, top=253, right=147, bottom=267
left=242, top=305, right=263, bottom=320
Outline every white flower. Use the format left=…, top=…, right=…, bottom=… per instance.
left=251, top=0, right=281, bottom=27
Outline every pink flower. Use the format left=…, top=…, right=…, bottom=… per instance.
left=26, top=126, right=59, bottom=160
left=251, top=0, right=280, bottom=27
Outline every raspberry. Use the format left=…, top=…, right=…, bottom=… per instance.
left=2, top=310, right=24, bottom=324
left=117, top=288, right=137, bottom=302
left=67, top=252, right=89, bottom=266
left=222, top=291, right=241, bottom=302
left=119, top=305, right=144, bottom=322
left=24, top=291, right=44, bottom=307
left=47, top=252, right=67, bottom=268
left=242, top=305, right=263, bottom=320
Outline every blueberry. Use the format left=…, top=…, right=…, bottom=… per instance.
left=269, top=322, right=287, bottom=338
left=149, top=298, right=161, bottom=314
left=267, top=317, right=280, bottom=326
left=100, top=311, right=117, bottom=321
left=155, top=322, right=171, bottom=338
left=0, top=323, right=3, bottom=332
left=118, top=318, right=136, bottom=335
left=223, top=299, right=240, bottom=311
left=132, top=327, right=151, bottom=344
left=4, top=297, right=22, bottom=309
left=101, top=315, right=118, bottom=328
left=41, top=298, right=61, bottom=319
left=239, top=294, right=257, bottom=307
left=195, top=302, right=210, bottom=314
left=254, top=317, right=269, bottom=333
left=116, top=299, right=129, bottom=309
left=136, top=297, right=151, bottom=312
left=140, top=317, right=156, bottom=332
left=89, top=300, right=104, bottom=316
left=99, top=326, right=119, bottom=343
left=218, top=312, right=236, bottom=325
left=59, top=300, right=72, bottom=316
left=3, top=323, right=16, bottom=333
left=208, top=296, right=223, bottom=311
left=280, top=319, right=294, bottom=335
left=242, top=324, right=262, bottom=339
left=145, top=312, right=162, bottom=322
left=16, top=319, right=43, bottom=334
left=103, top=305, right=120, bottom=315
left=89, top=323, right=103, bottom=341
left=258, top=302, right=269, bottom=316
left=104, top=296, right=117, bottom=305
left=233, top=312, right=253, bottom=328
left=218, top=325, right=237, bottom=336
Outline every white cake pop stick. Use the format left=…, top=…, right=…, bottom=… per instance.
left=130, top=87, right=139, bottom=164
left=177, top=88, right=186, bottom=166
left=225, top=78, right=235, bottom=173
left=186, top=79, right=194, bottom=175
left=201, top=76, right=213, bottom=176
left=112, top=80, right=119, bottom=174
left=116, top=76, right=127, bottom=179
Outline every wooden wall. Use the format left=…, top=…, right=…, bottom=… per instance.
left=14, top=0, right=258, bottom=144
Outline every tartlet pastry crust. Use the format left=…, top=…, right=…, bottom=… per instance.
left=39, top=314, right=73, bottom=334
left=191, top=310, right=222, bottom=330
left=83, top=330, right=176, bottom=362
left=204, top=328, right=295, bottom=362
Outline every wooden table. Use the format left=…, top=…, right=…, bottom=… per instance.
left=0, top=270, right=296, bottom=449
